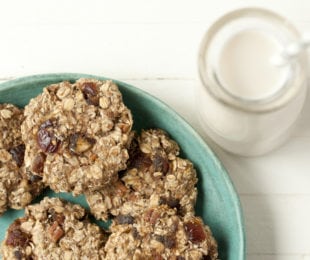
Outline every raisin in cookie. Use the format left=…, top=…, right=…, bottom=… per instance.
left=105, top=205, right=218, bottom=260
left=1, top=197, right=107, bottom=260
left=0, top=104, right=43, bottom=215
left=21, top=79, right=133, bottom=195
left=86, top=129, right=198, bottom=221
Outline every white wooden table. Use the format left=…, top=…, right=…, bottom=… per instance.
left=0, top=1, right=309, bottom=259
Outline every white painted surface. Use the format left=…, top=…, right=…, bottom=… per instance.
left=0, top=1, right=309, bottom=259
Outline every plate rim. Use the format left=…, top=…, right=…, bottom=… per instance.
left=0, top=73, right=246, bottom=259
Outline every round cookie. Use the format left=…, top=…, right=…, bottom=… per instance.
left=1, top=197, right=107, bottom=260
left=0, top=104, right=43, bottom=215
left=21, top=79, right=133, bottom=195
left=86, top=129, right=198, bottom=221
left=105, top=205, right=218, bottom=260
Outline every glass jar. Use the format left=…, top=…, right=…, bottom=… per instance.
left=197, top=8, right=308, bottom=156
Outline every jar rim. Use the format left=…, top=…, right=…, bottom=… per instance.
left=198, top=7, right=307, bottom=113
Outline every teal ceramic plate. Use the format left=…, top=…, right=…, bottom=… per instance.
left=0, top=74, right=245, bottom=259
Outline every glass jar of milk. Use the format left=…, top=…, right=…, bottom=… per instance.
left=198, top=8, right=308, bottom=156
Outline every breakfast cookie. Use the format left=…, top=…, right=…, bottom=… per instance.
left=1, top=197, right=107, bottom=260
left=21, top=78, right=133, bottom=195
left=0, top=104, right=43, bottom=215
left=86, top=129, right=198, bottom=221
left=105, top=205, right=218, bottom=260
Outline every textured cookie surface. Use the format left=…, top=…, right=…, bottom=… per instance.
left=86, top=129, right=198, bottom=221
left=21, top=79, right=133, bottom=195
left=1, top=197, right=107, bottom=260
left=0, top=104, right=43, bottom=215
left=105, top=205, right=218, bottom=260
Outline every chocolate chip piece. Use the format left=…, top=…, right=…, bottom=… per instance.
left=153, top=153, right=169, bottom=174
left=132, top=227, right=140, bottom=239
left=6, top=229, right=29, bottom=247
left=48, top=209, right=65, bottom=226
left=176, top=256, right=185, bottom=260
left=6, top=220, right=30, bottom=247
left=154, top=234, right=176, bottom=249
left=14, top=250, right=23, bottom=260
left=158, top=197, right=166, bottom=205
left=116, top=214, right=134, bottom=225
left=129, top=151, right=152, bottom=170
left=202, top=255, right=212, bottom=260
left=127, top=136, right=153, bottom=170
left=37, top=120, right=61, bottom=153
left=69, top=133, right=96, bottom=154
left=31, top=153, right=46, bottom=174
left=37, top=129, right=60, bottom=153
left=39, top=119, right=54, bottom=129
left=9, top=144, right=25, bottom=167
left=82, top=82, right=99, bottom=106
left=127, top=135, right=139, bottom=156
left=29, top=174, right=42, bottom=183
left=167, top=198, right=180, bottom=209
left=159, top=197, right=180, bottom=210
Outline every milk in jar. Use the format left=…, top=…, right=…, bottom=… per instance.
left=197, top=8, right=308, bottom=156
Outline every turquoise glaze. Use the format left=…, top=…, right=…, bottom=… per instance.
left=0, top=74, right=245, bottom=259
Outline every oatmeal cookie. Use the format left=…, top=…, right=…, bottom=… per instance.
left=0, top=104, right=43, bottom=215
left=86, top=129, right=198, bottom=221
left=1, top=197, right=107, bottom=260
left=105, top=205, right=218, bottom=260
left=21, top=78, right=133, bottom=195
